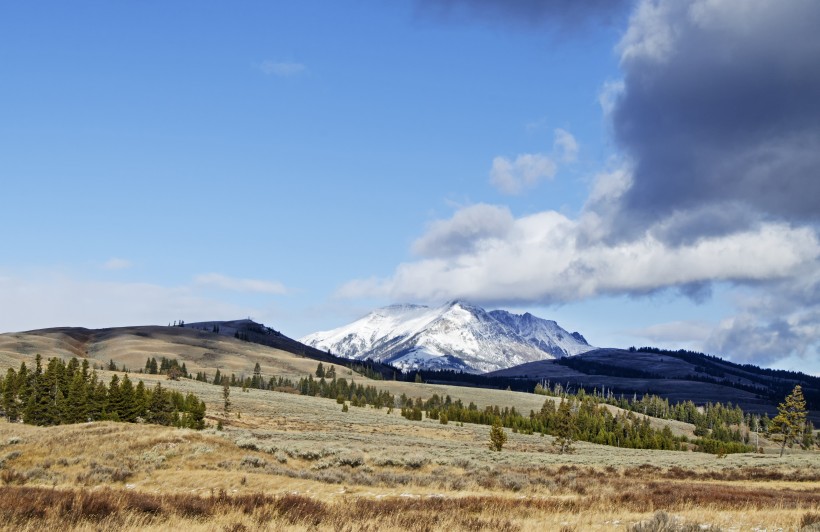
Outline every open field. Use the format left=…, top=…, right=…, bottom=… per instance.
left=1, top=369, right=819, bottom=531
left=1, top=327, right=819, bottom=530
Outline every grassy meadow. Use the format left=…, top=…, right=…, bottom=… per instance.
left=0, top=327, right=819, bottom=530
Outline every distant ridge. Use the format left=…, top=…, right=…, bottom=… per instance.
left=179, top=319, right=397, bottom=378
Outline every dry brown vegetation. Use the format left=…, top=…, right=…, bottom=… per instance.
left=1, top=327, right=819, bottom=530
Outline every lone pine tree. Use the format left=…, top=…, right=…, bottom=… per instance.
left=553, top=398, right=576, bottom=455
left=770, top=384, right=808, bottom=457
left=489, top=419, right=507, bottom=451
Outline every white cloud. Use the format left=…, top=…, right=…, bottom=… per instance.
left=553, top=128, right=579, bottom=163
left=257, top=61, right=307, bottom=77
left=412, top=204, right=514, bottom=258
left=490, top=153, right=556, bottom=195
left=338, top=205, right=820, bottom=306
left=489, top=128, right=580, bottom=195
left=618, top=0, right=681, bottom=64
left=102, top=258, right=132, bottom=270
left=194, top=273, right=287, bottom=295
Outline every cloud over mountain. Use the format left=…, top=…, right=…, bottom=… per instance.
left=341, top=0, right=820, bottom=369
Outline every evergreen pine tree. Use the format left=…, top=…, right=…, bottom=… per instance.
left=134, top=380, right=148, bottom=420
left=489, top=419, right=507, bottom=451
left=66, top=371, right=89, bottom=423
left=222, top=381, right=231, bottom=414
left=553, top=398, right=576, bottom=454
left=252, top=362, right=262, bottom=388
left=2, top=368, right=19, bottom=422
left=146, top=382, right=174, bottom=425
left=106, top=375, right=123, bottom=421
left=119, top=374, right=138, bottom=422
left=770, top=385, right=808, bottom=457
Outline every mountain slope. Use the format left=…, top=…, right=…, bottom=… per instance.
left=488, top=347, right=820, bottom=422
left=299, top=301, right=594, bottom=373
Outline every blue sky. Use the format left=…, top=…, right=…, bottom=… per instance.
left=2, top=1, right=818, bottom=375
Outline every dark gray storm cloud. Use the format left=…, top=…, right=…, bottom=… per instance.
left=414, top=0, right=631, bottom=30
left=613, top=1, right=820, bottom=239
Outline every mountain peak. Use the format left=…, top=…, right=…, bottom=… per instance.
left=300, top=302, right=594, bottom=373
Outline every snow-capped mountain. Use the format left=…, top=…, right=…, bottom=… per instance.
left=299, top=301, right=594, bottom=373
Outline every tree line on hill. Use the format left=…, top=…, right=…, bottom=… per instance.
left=0, top=355, right=206, bottom=429
left=206, top=362, right=396, bottom=410
left=535, top=381, right=815, bottom=452
left=400, top=391, right=689, bottom=452
left=630, top=346, right=820, bottom=409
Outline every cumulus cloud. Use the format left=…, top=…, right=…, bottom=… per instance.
left=703, top=267, right=820, bottom=365
left=490, top=154, right=557, bottom=195
left=257, top=61, right=307, bottom=77
left=339, top=0, right=820, bottom=369
left=194, top=273, right=287, bottom=295
left=412, top=204, right=514, bottom=258
left=553, top=128, right=579, bottom=163
left=489, top=129, right=579, bottom=194
left=339, top=206, right=819, bottom=306
left=611, top=0, right=820, bottom=239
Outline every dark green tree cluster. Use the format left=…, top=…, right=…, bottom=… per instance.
left=212, top=366, right=394, bottom=410
left=296, top=374, right=394, bottom=408
left=212, top=367, right=294, bottom=390
left=144, top=357, right=189, bottom=380
left=535, top=385, right=755, bottom=451
left=402, top=392, right=687, bottom=452
left=314, top=363, right=336, bottom=380
left=1, top=355, right=206, bottom=429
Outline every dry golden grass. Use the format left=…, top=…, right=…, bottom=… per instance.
left=2, top=377, right=819, bottom=530
left=1, top=329, right=819, bottom=530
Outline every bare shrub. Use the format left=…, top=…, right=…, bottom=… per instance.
left=449, top=476, right=468, bottom=490
left=235, top=438, right=259, bottom=451
left=499, top=472, right=528, bottom=492
left=371, top=455, right=402, bottom=467
left=1, top=468, right=26, bottom=485
left=76, top=462, right=133, bottom=484
left=0, top=451, right=21, bottom=468
left=802, top=512, right=820, bottom=531
left=336, top=452, right=365, bottom=468
left=240, top=455, right=266, bottom=468
left=402, top=453, right=429, bottom=469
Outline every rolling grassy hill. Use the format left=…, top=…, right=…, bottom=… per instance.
left=1, top=323, right=819, bottom=530
left=489, top=347, right=820, bottom=423
left=2, top=322, right=818, bottom=422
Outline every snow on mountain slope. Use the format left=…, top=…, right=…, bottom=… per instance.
left=299, top=301, right=594, bottom=373
left=488, top=310, right=592, bottom=356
